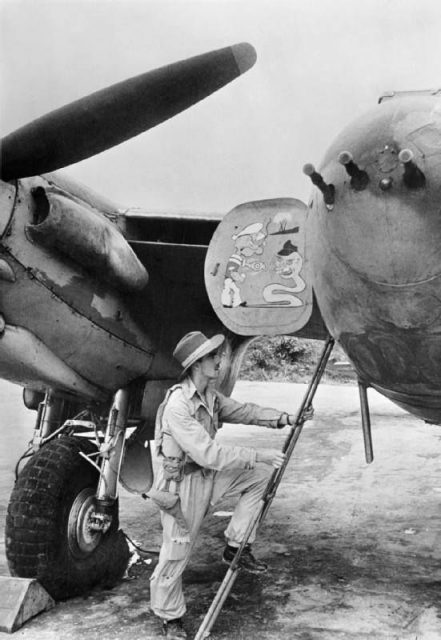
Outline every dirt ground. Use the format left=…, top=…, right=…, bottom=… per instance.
left=3, top=381, right=441, bottom=640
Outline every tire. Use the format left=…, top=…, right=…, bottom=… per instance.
left=5, top=435, right=130, bottom=600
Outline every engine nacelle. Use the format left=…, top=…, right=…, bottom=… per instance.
left=27, top=186, right=148, bottom=292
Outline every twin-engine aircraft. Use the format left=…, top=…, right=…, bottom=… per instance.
left=1, top=42, right=440, bottom=600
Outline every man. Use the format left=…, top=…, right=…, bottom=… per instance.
left=150, top=331, right=308, bottom=639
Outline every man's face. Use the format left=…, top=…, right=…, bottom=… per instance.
left=198, top=349, right=223, bottom=381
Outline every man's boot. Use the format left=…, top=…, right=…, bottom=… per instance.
left=162, top=618, right=187, bottom=639
left=222, top=544, right=268, bottom=574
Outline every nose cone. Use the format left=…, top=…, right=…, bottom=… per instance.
left=0, top=180, right=16, bottom=238
left=310, top=96, right=441, bottom=286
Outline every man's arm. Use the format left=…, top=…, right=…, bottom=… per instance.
left=216, top=392, right=283, bottom=427
left=163, top=395, right=257, bottom=471
left=216, top=392, right=313, bottom=428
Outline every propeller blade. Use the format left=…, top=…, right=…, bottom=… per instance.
left=0, top=43, right=256, bottom=181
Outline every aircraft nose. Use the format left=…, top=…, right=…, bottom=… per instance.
left=306, top=95, right=441, bottom=287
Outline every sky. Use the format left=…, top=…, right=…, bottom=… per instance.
left=1, top=0, right=441, bottom=213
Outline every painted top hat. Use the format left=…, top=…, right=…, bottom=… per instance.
left=278, top=240, right=298, bottom=256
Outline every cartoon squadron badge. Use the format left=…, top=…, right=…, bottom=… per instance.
left=205, top=198, right=313, bottom=336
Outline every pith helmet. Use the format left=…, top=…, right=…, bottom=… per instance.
left=173, top=331, right=225, bottom=375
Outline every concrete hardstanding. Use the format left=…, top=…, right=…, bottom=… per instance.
left=1, top=380, right=441, bottom=639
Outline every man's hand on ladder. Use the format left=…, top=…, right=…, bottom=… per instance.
left=284, top=405, right=315, bottom=427
left=256, top=449, right=286, bottom=468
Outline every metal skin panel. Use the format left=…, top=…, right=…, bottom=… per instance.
left=0, top=177, right=155, bottom=395
left=27, top=191, right=148, bottom=291
left=205, top=198, right=313, bottom=336
left=308, top=94, right=441, bottom=423
left=43, top=171, right=126, bottom=221
left=0, top=324, right=104, bottom=399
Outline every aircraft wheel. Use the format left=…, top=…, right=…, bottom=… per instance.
left=5, top=435, right=130, bottom=600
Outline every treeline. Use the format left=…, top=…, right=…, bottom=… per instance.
left=239, top=336, right=356, bottom=384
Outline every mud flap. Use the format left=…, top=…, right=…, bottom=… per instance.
left=205, top=198, right=312, bottom=336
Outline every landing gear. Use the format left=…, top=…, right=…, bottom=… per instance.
left=5, top=436, right=129, bottom=600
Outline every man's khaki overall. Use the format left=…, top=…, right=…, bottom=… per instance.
left=149, top=376, right=282, bottom=620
